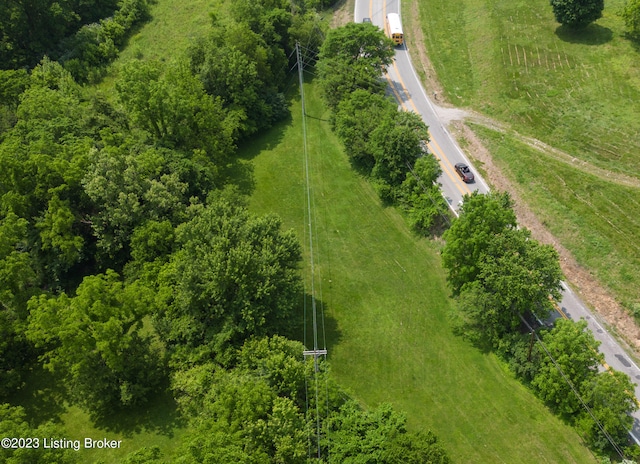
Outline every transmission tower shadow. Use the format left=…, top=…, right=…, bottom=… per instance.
left=300, top=293, right=342, bottom=352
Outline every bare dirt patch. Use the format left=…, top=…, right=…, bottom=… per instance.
left=449, top=121, right=640, bottom=356
left=330, top=0, right=355, bottom=28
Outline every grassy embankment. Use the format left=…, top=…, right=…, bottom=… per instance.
left=240, top=77, right=596, bottom=462
left=408, top=0, right=640, bottom=316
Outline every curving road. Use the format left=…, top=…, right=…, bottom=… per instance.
left=354, top=0, right=640, bottom=444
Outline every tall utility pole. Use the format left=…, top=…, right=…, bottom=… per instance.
left=296, top=41, right=327, bottom=461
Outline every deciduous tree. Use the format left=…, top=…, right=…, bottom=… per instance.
left=532, top=319, right=601, bottom=415
left=577, top=369, right=637, bottom=452
left=82, top=143, right=201, bottom=265
left=26, top=270, right=164, bottom=417
left=550, top=0, right=604, bottom=28
left=334, top=89, right=398, bottom=169
left=173, top=369, right=306, bottom=464
left=399, top=155, right=447, bottom=233
left=154, top=198, right=302, bottom=364
left=621, top=0, right=640, bottom=37
left=318, top=23, right=394, bottom=109
left=116, top=60, right=235, bottom=158
left=0, top=404, right=77, bottom=463
left=237, top=336, right=313, bottom=408
left=457, top=228, right=563, bottom=342
left=326, top=402, right=450, bottom=463
left=370, top=111, right=428, bottom=190
left=0, top=212, right=39, bottom=398
left=441, top=191, right=517, bottom=295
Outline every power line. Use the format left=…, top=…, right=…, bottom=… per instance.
left=519, top=315, right=627, bottom=459
left=296, top=41, right=327, bottom=461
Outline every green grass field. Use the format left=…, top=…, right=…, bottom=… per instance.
left=119, top=0, right=216, bottom=62
left=9, top=0, right=605, bottom=461
left=239, top=78, right=597, bottom=463
left=411, top=0, right=640, bottom=176
left=408, top=0, right=640, bottom=316
left=97, top=0, right=217, bottom=92
left=470, top=124, right=640, bottom=316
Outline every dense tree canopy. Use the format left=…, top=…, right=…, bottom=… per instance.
left=398, top=155, right=447, bottom=233
left=0, top=3, right=454, bottom=462
left=26, top=270, right=164, bottom=417
left=578, top=369, right=637, bottom=452
left=154, top=198, right=303, bottom=364
left=187, top=0, right=309, bottom=140
left=442, top=191, right=518, bottom=295
left=333, top=90, right=429, bottom=197
left=456, top=228, right=563, bottom=344
left=319, top=23, right=446, bottom=231
left=116, top=60, right=235, bottom=158
left=0, top=69, right=29, bottom=134
left=0, top=0, right=150, bottom=75
left=444, top=189, right=636, bottom=454
left=622, top=0, right=640, bottom=37
left=334, top=89, right=397, bottom=168
left=550, top=0, right=604, bottom=28
left=318, top=22, right=395, bottom=110
left=167, top=336, right=450, bottom=464
left=0, top=404, right=77, bottom=463
left=0, top=0, right=119, bottom=68
left=532, top=319, right=602, bottom=415
left=326, top=402, right=450, bottom=464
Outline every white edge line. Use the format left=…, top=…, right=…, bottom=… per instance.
left=401, top=34, right=490, bottom=193
left=398, top=0, right=640, bottom=443
left=562, top=283, right=640, bottom=375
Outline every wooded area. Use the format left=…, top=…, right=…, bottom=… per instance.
left=2, top=0, right=637, bottom=460
left=0, top=1, right=451, bottom=462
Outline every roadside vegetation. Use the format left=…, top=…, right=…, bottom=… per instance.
left=409, top=0, right=640, bottom=321
left=442, top=191, right=638, bottom=459
left=316, top=22, right=449, bottom=231
left=243, top=72, right=598, bottom=464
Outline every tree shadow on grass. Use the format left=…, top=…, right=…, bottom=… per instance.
left=222, top=106, right=294, bottom=197
left=293, top=294, right=342, bottom=353
left=624, top=33, right=640, bottom=53
left=90, top=382, right=185, bottom=438
left=555, top=24, right=613, bottom=45
left=7, top=363, right=69, bottom=426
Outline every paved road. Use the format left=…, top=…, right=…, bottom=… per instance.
left=355, top=0, right=489, bottom=211
left=354, top=0, right=640, bottom=444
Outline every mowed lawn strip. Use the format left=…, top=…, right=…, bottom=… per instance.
left=241, top=81, right=596, bottom=463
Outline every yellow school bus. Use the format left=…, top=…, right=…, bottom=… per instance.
left=385, top=13, right=403, bottom=46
